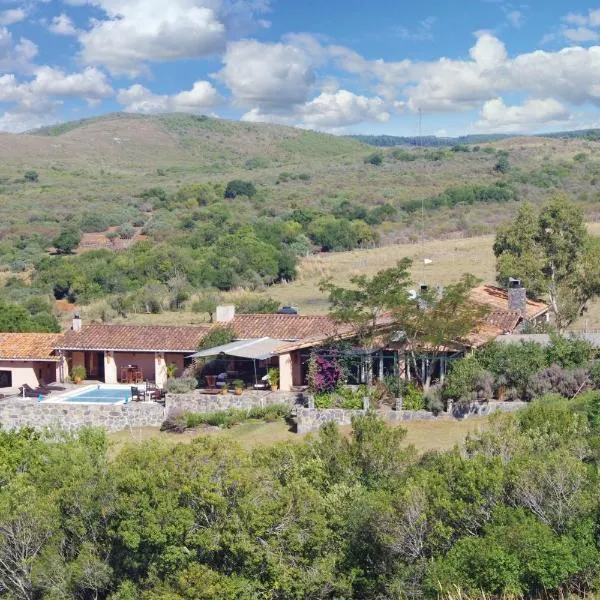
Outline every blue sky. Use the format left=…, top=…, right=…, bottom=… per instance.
left=1, top=0, right=600, bottom=135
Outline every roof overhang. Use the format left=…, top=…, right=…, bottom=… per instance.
left=55, top=347, right=197, bottom=353
left=0, top=357, right=60, bottom=362
left=188, top=337, right=286, bottom=361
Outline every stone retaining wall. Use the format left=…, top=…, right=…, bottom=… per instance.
left=166, top=390, right=305, bottom=415
left=0, top=399, right=165, bottom=433
left=296, top=401, right=528, bottom=434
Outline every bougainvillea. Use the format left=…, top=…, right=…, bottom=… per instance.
left=308, top=353, right=344, bottom=393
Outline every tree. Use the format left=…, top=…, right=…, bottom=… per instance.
left=321, top=263, right=486, bottom=389
left=320, top=259, right=413, bottom=347
left=52, top=227, right=82, bottom=255
left=197, top=325, right=236, bottom=350
left=192, top=292, right=222, bottom=322
left=224, top=180, right=256, bottom=199
left=494, top=195, right=600, bottom=329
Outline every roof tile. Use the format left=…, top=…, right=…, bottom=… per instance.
left=56, top=324, right=209, bottom=352
left=0, top=333, right=61, bottom=361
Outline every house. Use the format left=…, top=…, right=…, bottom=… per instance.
left=0, top=333, right=67, bottom=389
left=0, top=280, right=551, bottom=393
left=55, top=320, right=209, bottom=388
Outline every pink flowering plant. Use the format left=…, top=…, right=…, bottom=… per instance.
left=308, top=353, right=344, bottom=394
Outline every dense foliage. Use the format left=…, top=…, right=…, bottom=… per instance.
left=4, top=398, right=600, bottom=598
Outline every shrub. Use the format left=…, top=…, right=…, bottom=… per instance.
left=52, top=227, right=82, bottom=255
left=233, top=294, right=279, bottom=314
left=314, top=387, right=365, bottom=409
left=224, top=180, right=256, bottom=198
left=546, top=334, right=594, bottom=368
left=118, top=223, right=136, bottom=240
left=71, top=365, right=86, bottom=381
left=443, top=357, right=491, bottom=404
left=589, top=361, right=600, bottom=389
left=197, top=326, right=235, bottom=351
left=308, top=354, right=344, bottom=393
left=526, top=365, right=589, bottom=400
left=166, top=377, right=197, bottom=394
left=425, top=385, right=444, bottom=414
left=24, top=170, right=39, bottom=182
left=403, top=384, right=425, bottom=410
left=181, top=404, right=290, bottom=429
left=365, top=152, right=384, bottom=166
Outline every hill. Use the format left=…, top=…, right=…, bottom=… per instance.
left=349, top=128, right=600, bottom=147
left=3, top=112, right=600, bottom=322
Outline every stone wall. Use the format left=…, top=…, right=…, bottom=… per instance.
left=0, top=399, right=165, bottom=433
left=296, top=401, right=529, bottom=434
left=166, top=390, right=305, bottom=415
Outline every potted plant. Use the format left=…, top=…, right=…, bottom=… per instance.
left=232, top=379, right=245, bottom=395
left=71, top=365, right=87, bottom=384
left=267, top=368, right=279, bottom=391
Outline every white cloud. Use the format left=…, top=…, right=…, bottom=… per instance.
left=0, top=27, right=38, bottom=73
left=49, top=14, right=78, bottom=36
left=117, top=80, right=220, bottom=113
left=475, top=97, right=571, bottom=133
left=562, top=27, right=599, bottom=43
left=242, top=89, right=392, bottom=132
left=300, top=90, right=390, bottom=129
left=71, top=0, right=271, bottom=76
left=30, top=66, right=113, bottom=101
left=219, top=37, right=317, bottom=110
left=0, top=8, right=27, bottom=26
left=0, top=111, right=60, bottom=133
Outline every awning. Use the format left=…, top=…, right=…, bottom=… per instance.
left=187, top=337, right=284, bottom=361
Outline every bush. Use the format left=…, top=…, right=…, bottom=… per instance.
left=403, top=384, right=425, bottom=410
left=365, top=152, right=383, bottom=166
left=526, top=365, right=589, bottom=400
left=178, top=405, right=291, bottom=430
left=52, top=227, right=82, bottom=255
left=443, top=357, right=492, bottom=405
left=314, top=386, right=366, bottom=409
left=425, top=385, right=444, bottom=414
left=71, top=365, right=87, bottom=381
left=546, top=334, right=594, bottom=368
left=197, top=326, right=235, bottom=351
left=166, top=377, right=198, bottom=394
left=24, top=170, right=39, bottom=182
left=308, top=354, right=344, bottom=393
left=233, top=294, right=279, bottom=314
left=118, top=223, right=136, bottom=240
left=224, top=180, right=256, bottom=199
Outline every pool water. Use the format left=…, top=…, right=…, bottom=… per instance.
left=45, top=386, right=132, bottom=405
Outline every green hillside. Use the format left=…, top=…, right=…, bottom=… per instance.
left=2, top=112, right=600, bottom=322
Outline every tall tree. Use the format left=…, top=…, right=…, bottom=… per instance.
left=494, top=195, right=600, bottom=329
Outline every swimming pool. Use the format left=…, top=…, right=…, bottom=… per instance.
left=43, top=385, right=132, bottom=405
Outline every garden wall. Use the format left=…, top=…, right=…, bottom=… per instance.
left=0, top=399, right=165, bottom=433
left=296, top=401, right=528, bottom=434
left=166, top=390, right=306, bottom=414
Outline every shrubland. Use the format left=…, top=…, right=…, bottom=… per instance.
left=3, top=398, right=600, bottom=598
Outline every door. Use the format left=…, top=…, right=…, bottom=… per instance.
left=0, top=370, right=12, bottom=388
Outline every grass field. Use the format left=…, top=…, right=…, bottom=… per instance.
left=108, top=416, right=491, bottom=456
left=105, top=222, right=600, bottom=329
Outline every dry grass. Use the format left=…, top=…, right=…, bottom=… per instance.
left=107, top=416, right=490, bottom=455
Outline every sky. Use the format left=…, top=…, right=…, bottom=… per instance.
left=3, top=0, right=600, bottom=135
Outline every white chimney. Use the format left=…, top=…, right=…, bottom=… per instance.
left=216, top=304, right=235, bottom=323
left=72, top=311, right=82, bottom=331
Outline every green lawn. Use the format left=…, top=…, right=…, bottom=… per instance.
left=108, top=416, right=491, bottom=455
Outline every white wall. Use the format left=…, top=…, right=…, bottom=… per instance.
left=0, top=361, right=58, bottom=389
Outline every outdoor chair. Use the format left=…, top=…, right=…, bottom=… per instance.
left=130, top=386, right=143, bottom=402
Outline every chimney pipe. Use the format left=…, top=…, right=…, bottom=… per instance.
left=507, top=278, right=527, bottom=319
left=72, top=311, right=82, bottom=332
left=215, top=304, right=236, bottom=323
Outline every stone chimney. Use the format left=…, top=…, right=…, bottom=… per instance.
left=72, top=311, right=82, bottom=332
left=508, top=278, right=527, bottom=319
left=215, top=304, right=236, bottom=323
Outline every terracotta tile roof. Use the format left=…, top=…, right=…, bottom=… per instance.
left=463, top=310, right=522, bottom=349
left=228, top=314, right=340, bottom=341
left=56, top=324, right=209, bottom=352
left=470, top=285, right=548, bottom=320
left=0, top=333, right=61, bottom=361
